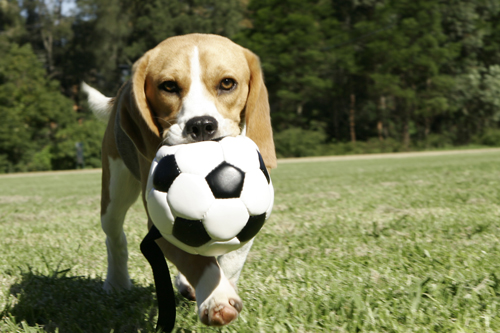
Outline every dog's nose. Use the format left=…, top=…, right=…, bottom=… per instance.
left=185, top=116, right=218, bottom=141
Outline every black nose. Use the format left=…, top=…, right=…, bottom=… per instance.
left=185, top=116, right=218, bottom=141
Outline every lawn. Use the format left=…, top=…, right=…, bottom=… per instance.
left=1, top=150, right=500, bottom=332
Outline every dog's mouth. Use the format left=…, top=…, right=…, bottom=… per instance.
left=163, top=120, right=241, bottom=146
left=210, top=135, right=229, bottom=142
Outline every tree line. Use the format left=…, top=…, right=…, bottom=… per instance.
left=1, top=0, right=500, bottom=172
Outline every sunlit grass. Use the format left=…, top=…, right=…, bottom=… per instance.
left=2, top=150, right=500, bottom=332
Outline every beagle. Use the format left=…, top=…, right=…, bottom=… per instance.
left=82, top=34, right=276, bottom=326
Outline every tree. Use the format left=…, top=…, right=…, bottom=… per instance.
left=71, top=0, right=245, bottom=95
left=0, top=0, right=26, bottom=46
left=357, top=0, right=458, bottom=148
left=0, top=42, right=74, bottom=172
left=21, top=0, right=74, bottom=78
left=123, top=0, right=244, bottom=62
left=237, top=0, right=334, bottom=132
left=440, top=0, right=500, bottom=142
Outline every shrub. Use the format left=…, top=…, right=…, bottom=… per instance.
left=273, top=127, right=327, bottom=158
left=0, top=42, right=74, bottom=173
left=29, top=146, right=52, bottom=171
left=412, top=133, right=455, bottom=150
left=475, top=128, right=500, bottom=147
left=52, top=117, right=106, bottom=170
left=274, top=127, right=407, bottom=158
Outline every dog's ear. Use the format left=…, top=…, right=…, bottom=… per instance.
left=119, top=51, right=162, bottom=161
left=243, top=49, right=277, bottom=169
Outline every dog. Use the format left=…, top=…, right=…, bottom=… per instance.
left=82, top=34, right=276, bottom=326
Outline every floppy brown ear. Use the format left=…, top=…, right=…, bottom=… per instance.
left=119, top=51, right=162, bottom=161
left=243, top=49, right=277, bottom=169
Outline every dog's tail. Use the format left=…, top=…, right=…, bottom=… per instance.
left=81, top=82, right=113, bottom=123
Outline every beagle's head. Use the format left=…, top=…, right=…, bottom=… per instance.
left=128, top=34, right=276, bottom=169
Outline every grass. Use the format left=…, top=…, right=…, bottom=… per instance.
left=1, top=150, right=500, bottom=332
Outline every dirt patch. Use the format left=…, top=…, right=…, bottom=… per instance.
left=0, top=169, right=102, bottom=178
left=0, top=196, right=41, bottom=204
left=277, top=148, right=500, bottom=164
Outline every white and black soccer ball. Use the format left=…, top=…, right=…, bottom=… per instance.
left=146, top=136, right=274, bottom=256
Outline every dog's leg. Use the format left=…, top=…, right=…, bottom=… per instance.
left=217, top=239, right=254, bottom=285
left=154, top=236, right=242, bottom=326
left=195, top=260, right=242, bottom=326
left=175, top=272, right=196, bottom=300
left=101, top=156, right=141, bottom=291
left=175, top=239, right=254, bottom=301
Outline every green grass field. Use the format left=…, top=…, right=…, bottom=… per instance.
left=2, top=150, right=500, bottom=332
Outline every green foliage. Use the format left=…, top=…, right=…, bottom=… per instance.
left=0, top=42, right=74, bottom=172
left=30, top=146, right=53, bottom=171
left=0, top=0, right=25, bottom=44
left=3, top=0, right=500, bottom=166
left=418, top=133, right=454, bottom=149
left=274, top=127, right=328, bottom=157
left=473, top=128, right=500, bottom=147
left=51, top=116, right=106, bottom=170
left=73, top=0, right=245, bottom=94
left=236, top=0, right=335, bottom=128
left=124, top=0, right=244, bottom=61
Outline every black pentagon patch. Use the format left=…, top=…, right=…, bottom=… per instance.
left=153, top=155, right=180, bottom=193
left=172, top=217, right=212, bottom=247
left=205, top=162, right=245, bottom=199
left=236, top=213, right=266, bottom=243
left=257, top=151, right=270, bottom=184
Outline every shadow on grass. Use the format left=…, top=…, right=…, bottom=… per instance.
left=2, top=269, right=159, bottom=332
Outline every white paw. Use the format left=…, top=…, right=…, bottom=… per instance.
left=198, top=281, right=242, bottom=326
left=175, top=273, right=196, bottom=301
left=103, top=277, right=132, bottom=292
left=196, top=264, right=242, bottom=326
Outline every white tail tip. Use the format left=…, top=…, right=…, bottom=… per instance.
left=81, top=82, right=113, bottom=122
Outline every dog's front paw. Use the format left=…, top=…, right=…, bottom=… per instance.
left=198, top=285, right=242, bottom=326
left=195, top=264, right=242, bottom=326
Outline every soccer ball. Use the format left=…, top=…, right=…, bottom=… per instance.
left=146, top=136, right=274, bottom=256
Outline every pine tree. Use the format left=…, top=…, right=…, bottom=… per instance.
left=0, top=42, right=74, bottom=172
left=238, top=0, right=334, bottom=131
left=123, top=0, right=244, bottom=62
left=359, top=0, right=458, bottom=148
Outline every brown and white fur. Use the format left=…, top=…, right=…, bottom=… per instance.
left=82, top=34, right=276, bottom=326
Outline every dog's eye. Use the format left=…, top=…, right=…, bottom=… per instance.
left=160, top=81, right=179, bottom=93
left=219, top=78, right=236, bottom=91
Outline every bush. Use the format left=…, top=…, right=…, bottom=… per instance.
left=52, top=117, right=106, bottom=170
left=474, top=128, right=500, bottom=147
left=361, top=137, right=404, bottom=153
left=273, top=126, right=407, bottom=158
left=274, top=127, right=328, bottom=158
left=321, top=138, right=404, bottom=156
left=29, top=146, right=52, bottom=171
left=0, top=42, right=74, bottom=173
